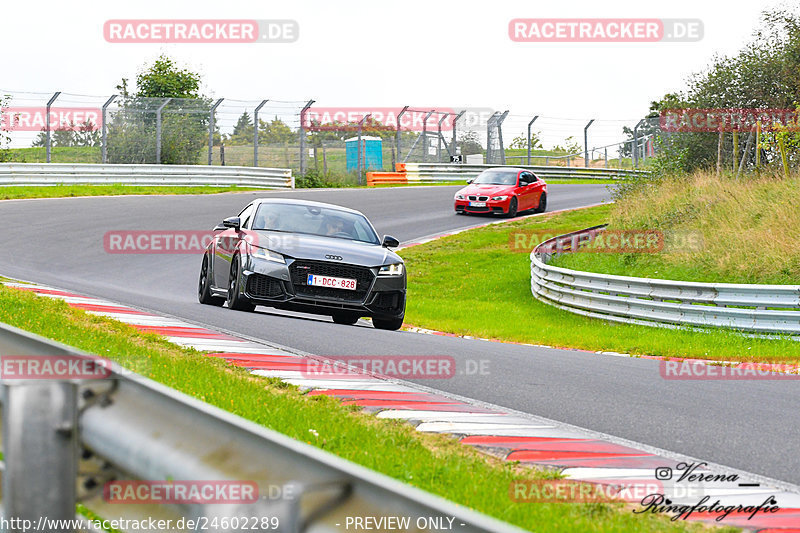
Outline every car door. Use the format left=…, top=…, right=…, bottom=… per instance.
left=528, top=172, right=545, bottom=209
left=213, top=203, right=254, bottom=288
left=518, top=172, right=536, bottom=210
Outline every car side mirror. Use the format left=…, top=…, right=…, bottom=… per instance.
left=466, top=178, right=474, bottom=184
left=222, top=217, right=241, bottom=231
left=382, top=235, right=400, bottom=248
left=519, top=180, right=529, bottom=187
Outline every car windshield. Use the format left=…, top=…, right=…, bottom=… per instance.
left=252, top=203, right=380, bottom=244
left=473, top=170, right=518, bottom=185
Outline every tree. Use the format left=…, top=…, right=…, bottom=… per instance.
left=634, top=7, right=800, bottom=173
left=457, top=131, right=483, bottom=155
left=258, top=117, right=295, bottom=144
left=108, top=55, right=210, bottom=164
left=509, top=132, right=542, bottom=150
left=225, top=112, right=254, bottom=146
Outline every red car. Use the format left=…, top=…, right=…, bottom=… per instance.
left=454, top=167, right=547, bottom=217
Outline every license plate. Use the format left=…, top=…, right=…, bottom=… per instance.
left=469, top=201, right=486, bottom=207
left=307, top=274, right=357, bottom=291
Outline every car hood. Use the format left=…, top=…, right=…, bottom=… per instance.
left=252, top=231, right=402, bottom=267
left=461, top=184, right=515, bottom=195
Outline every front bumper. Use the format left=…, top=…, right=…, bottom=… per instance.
left=240, top=256, right=406, bottom=318
left=454, top=197, right=512, bottom=214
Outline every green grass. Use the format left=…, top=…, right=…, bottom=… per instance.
left=0, top=284, right=710, bottom=533
left=401, top=204, right=800, bottom=363
left=0, top=185, right=266, bottom=200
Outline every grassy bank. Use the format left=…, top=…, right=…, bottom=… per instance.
left=0, top=284, right=704, bottom=533
left=401, top=204, right=800, bottom=362
left=552, top=172, right=800, bottom=284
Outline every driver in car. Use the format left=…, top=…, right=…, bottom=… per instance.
left=322, top=216, right=346, bottom=236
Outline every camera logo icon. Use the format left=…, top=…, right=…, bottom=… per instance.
left=655, top=467, right=673, bottom=480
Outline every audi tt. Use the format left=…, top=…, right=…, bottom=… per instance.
left=198, top=199, right=406, bottom=330
left=454, top=167, right=547, bottom=217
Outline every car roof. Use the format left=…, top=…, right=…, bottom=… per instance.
left=249, top=198, right=365, bottom=216
left=484, top=167, right=530, bottom=173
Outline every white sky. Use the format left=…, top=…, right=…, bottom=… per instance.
left=1, top=0, right=780, bottom=148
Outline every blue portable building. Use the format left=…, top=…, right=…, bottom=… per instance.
left=345, top=136, right=383, bottom=172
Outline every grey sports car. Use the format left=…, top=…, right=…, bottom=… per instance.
left=198, top=198, right=406, bottom=330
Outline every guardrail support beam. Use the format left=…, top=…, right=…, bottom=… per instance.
left=2, top=381, right=78, bottom=531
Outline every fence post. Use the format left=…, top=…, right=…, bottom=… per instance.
left=452, top=110, right=465, bottom=161
left=299, top=100, right=314, bottom=175
left=253, top=100, right=268, bottom=167
left=527, top=115, right=539, bottom=165
left=155, top=98, right=171, bottom=165
left=496, top=111, right=509, bottom=165
left=584, top=119, right=595, bottom=168
left=208, top=98, right=224, bottom=166
left=101, top=95, right=117, bottom=164
left=45, top=92, right=61, bottom=163
left=421, top=111, right=434, bottom=163
left=2, top=380, right=79, bottom=531
left=486, top=112, right=498, bottom=163
left=632, top=119, right=644, bottom=169
left=396, top=106, right=409, bottom=165
left=357, top=113, right=371, bottom=186
left=437, top=113, right=448, bottom=162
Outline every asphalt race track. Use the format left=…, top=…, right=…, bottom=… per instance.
left=2, top=184, right=800, bottom=486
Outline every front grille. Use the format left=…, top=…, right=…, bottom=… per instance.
left=289, top=260, right=374, bottom=302
left=466, top=206, right=490, bottom=212
left=247, top=274, right=284, bottom=298
left=467, top=195, right=489, bottom=201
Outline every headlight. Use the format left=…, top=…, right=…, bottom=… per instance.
left=378, top=263, right=404, bottom=276
left=455, top=193, right=465, bottom=200
left=491, top=195, right=508, bottom=201
left=251, top=246, right=285, bottom=264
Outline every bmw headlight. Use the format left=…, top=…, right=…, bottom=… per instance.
left=378, top=263, right=404, bottom=276
left=491, top=195, right=508, bottom=201
left=455, top=193, right=465, bottom=200
left=251, top=246, right=285, bottom=264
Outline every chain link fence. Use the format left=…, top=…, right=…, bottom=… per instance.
left=1, top=91, right=672, bottom=181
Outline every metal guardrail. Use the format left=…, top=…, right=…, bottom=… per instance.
left=0, top=163, right=294, bottom=189
left=0, top=322, right=523, bottom=533
left=399, top=163, right=644, bottom=181
left=530, top=226, right=800, bottom=335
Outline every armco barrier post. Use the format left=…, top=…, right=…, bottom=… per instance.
left=2, top=380, right=78, bottom=531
